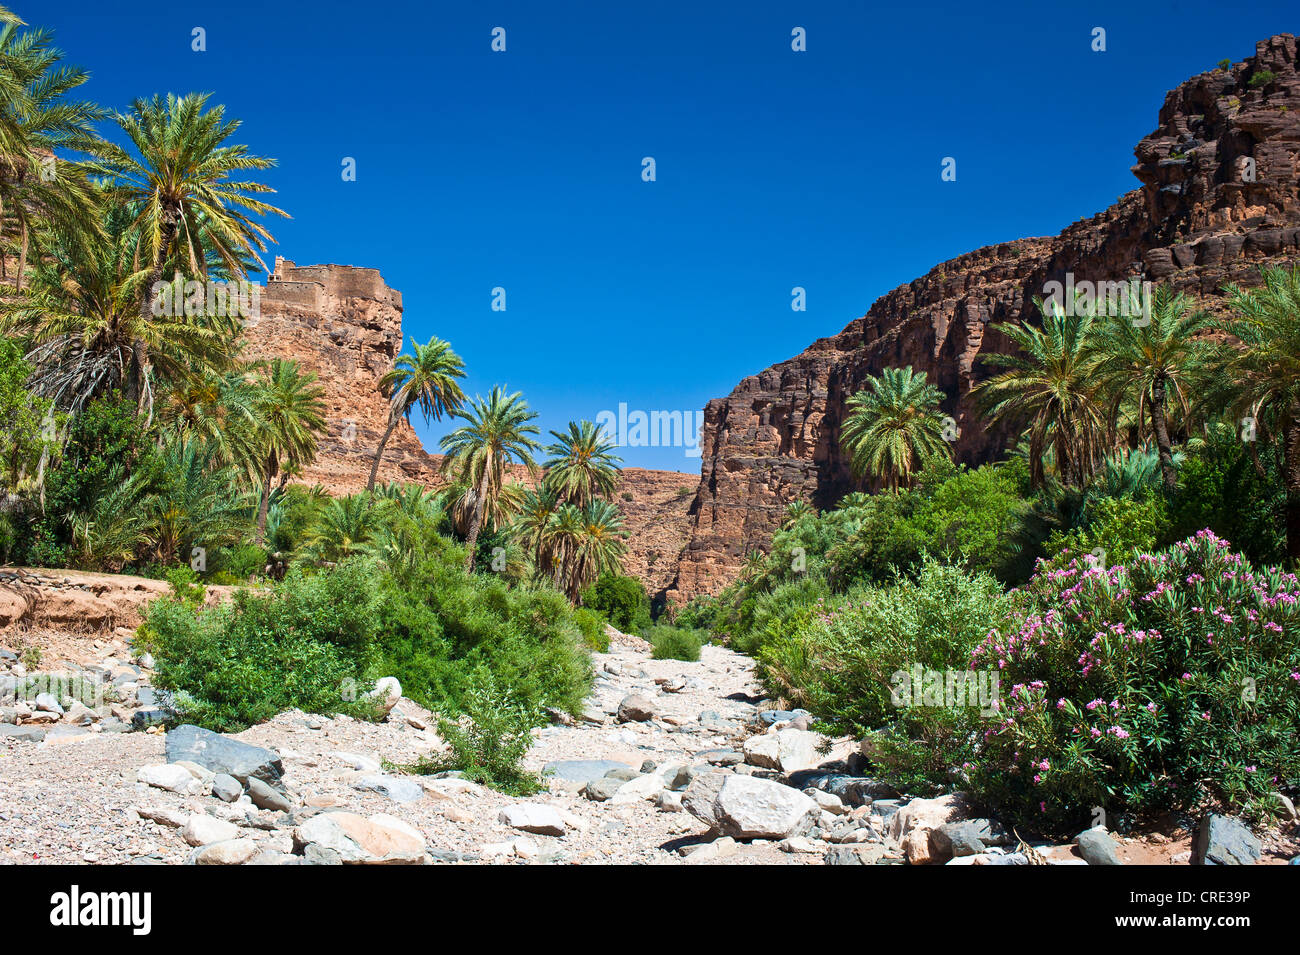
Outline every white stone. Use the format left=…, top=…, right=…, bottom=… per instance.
left=137, top=764, right=202, bottom=795
left=181, top=814, right=240, bottom=846
left=683, top=773, right=819, bottom=839
left=498, top=803, right=566, bottom=837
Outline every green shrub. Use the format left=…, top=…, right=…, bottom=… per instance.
left=572, top=607, right=610, bottom=651
left=408, top=671, right=543, bottom=795
left=145, top=562, right=383, bottom=732
left=646, top=624, right=704, bottom=661
left=581, top=573, right=651, bottom=633
left=969, top=531, right=1300, bottom=835
left=1249, top=70, right=1276, bottom=87
left=1045, top=495, right=1170, bottom=570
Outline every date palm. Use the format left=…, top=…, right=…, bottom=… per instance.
left=439, top=386, right=541, bottom=571
left=1087, top=284, right=1208, bottom=489
left=512, top=484, right=562, bottom=579
left=250, top=359, right=325, bottom=544
left=10, top=197, right=237, bottom=415
left=1212, top=265, right=1300, bottom=561
left=548, top=499, right=628, bottom=601
left=0, top=16, right=105, bottom=293
left=368, top=336, right=466, bottom=491
left=543, top=420, right=622, bottom=506
left=841, top=366, right=950, bottom=492
left=974, top=298, right=1107, bottom=489
left=101, top=93, right=287, bottom=411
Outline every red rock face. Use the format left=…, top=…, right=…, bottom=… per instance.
left=666, top=34, right=1300, bottom=605
left=240, top=260, right=694, bottom=598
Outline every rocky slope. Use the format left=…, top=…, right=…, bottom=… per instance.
left=241, top=259, right=693, bottom=596
left=666, top=34, right=1300, bottom=603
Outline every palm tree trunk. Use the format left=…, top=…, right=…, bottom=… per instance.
left=367, top=415, right=400, bottom=491
left=1150, top=376, right=1177, bottom=490
left=256, top=452, right=277, bottom=545
left=16, top=217, right=27, bottom=293
left=1285, top=406, right=1300, bottom=563
left=133, top=213, right=178, bottom=414
left=463, top=466, right=492, bottom=572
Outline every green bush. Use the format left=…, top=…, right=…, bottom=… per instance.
left=969, top=531, right=1300, bottom=834
left=1045, top=495, right=1170, bottom=570
left=144, top=561, right=383, bottom=731
left=581, top=573, right=651, bottom=633
left=646, top=624, right=704, bottom=661
left=572, top=607, right=610, bottom=651
left=408, top=670, right=543, bottom=795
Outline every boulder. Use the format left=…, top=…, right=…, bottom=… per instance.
left=542, top=759, right=632, bottom=787
left=292, top=811, right=426, bottom=864
left=1074, top=826, right=1122, bottom=866
left=189, top=839, right=259, bottom=865
left=247, top=776, right=293, bottom=812
left=211, top=774, right=243, bottom=803
left=366, top=676, right=402, bottom=718
left=742, top=728, right=823, bottom=774
left=137, top=764, right=202, bottom=795
left=888, top=793, right=970, bottom=845
left=1195, top=814, right=1261, bottom=866
left=165, top=724, right=283, bottom=786
left=617, top=694, right=657, bottom=722
left=682, top=773, right=819, bottom=840
left=498, top=804, right=566, bottom=837
left=181, top=814, right=240, bottom=847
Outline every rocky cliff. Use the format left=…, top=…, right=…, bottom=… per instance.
left=666, top=34, right=1300, bottom=604
left=240, top=259, right=694, bottom=596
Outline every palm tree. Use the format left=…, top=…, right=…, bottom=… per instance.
left=148, top=437, right=246, bottom=566
left=300, top=493, right=380, bottom=564
left=782, top=499, right=814, bottom=527
left=548, top=499, right=628, bottom=601
left=1088, top=284, right=1208, bottom=489
left=158, top=371, right=261, bottom=477
left=9, top=196, right=239, bottom=416
left=543, top=420, right=622, bottom=506
left=0, top=17, right=105, bottom=293
left=368, top=336, right=466, bottom=491
left=512, top=484, right=562, bottom=579
left=250, top=359, right=325, bottom=544
left=841, top=366, right=950, bottom=492
left=1213, top=265, right=1300, bottom=561
left=439, top=386, right=541, bottom=571
left=974, top=298, right=1107, bottom=489
left=101, top=93, right=287, bottom=412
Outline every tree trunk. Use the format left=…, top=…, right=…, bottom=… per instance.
left=256, top=452, right=277, bottom=546
left=132, top=212, right=178, bottom=414
left=1150, top=375, right=1178, bottom=490
left=16, top=218, right=27, bottom=293
left=463, top=465, right=492, bottom=572
left=1285, top=408, right=1300, bottom=564
left=367, top=415, right=400, bottom=491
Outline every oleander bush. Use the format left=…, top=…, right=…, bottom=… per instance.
left=968, top=531, right=1300, bottom=833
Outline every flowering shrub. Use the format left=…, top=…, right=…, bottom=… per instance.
left=969, top=530, right=1300, bottom=833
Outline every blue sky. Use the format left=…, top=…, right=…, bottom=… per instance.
left=31, top=0, right=1299, bottom=471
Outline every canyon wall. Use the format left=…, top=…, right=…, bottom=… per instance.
left=665, top=34, right=1300, bottom=604
left=241, top=259, right=694, bottom=596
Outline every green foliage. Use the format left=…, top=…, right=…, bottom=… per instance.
left=408, top=671, right=543, bottom=795
left=1249, top=70, right=1276, bottom=87
left=144, top=561, right=384, bottom=732
left=572, top=606, right=610, bottom=651
left=969, top=532, right=1300, bottom=834
left=0, top=338, right=55, bottom=496
left=1046, top=495, right=1170, bottom=570
left=646, top=624, right=704, bottom=661
left=581, top=572, right=651, bottom=633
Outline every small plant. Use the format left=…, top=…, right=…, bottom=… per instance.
left=1217, top=58, right=1231, bottom=71
left=20, top=645, right=42, bottom=670
left=621, top=491, right=633, bottom=502
left=572, top=606, right=610, bottom=651
left=409, top=672, right=543, bottom=795
left=676, top=486, right=693, bottom=499
left=1248, top=70, right=1275, bottom=88
left=646, top=625, right=704, bottom=661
